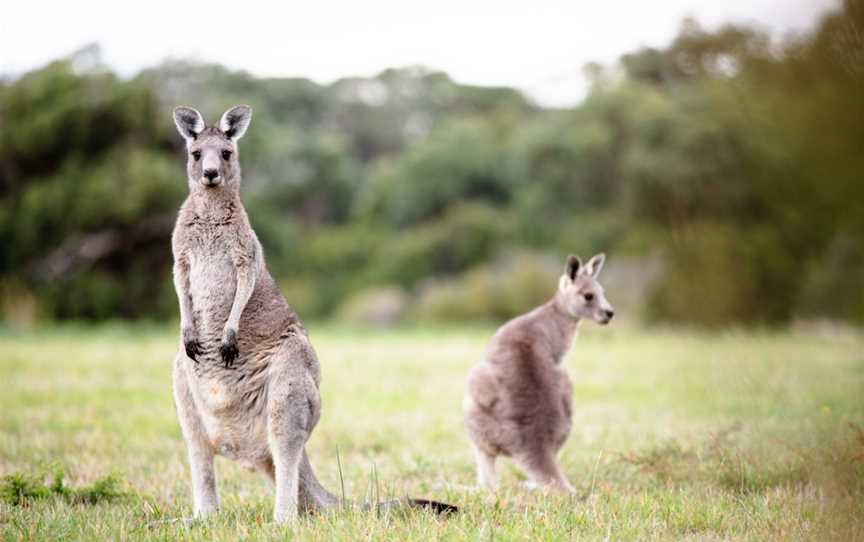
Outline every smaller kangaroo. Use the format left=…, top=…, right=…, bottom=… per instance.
left=463, top=253, right=614, bottom=492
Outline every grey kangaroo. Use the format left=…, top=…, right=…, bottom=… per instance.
left=463, top=253, right=614, bottom=492
left=170, top=105, right=454, bottom=523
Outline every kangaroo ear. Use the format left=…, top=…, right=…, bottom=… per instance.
left=565, top=255, right=582, bottom=281
left=584, top=253, right=606, bottom=278
left=173, top=106, right=205, bottom=142
left=219, top=105, right=252, bottom=140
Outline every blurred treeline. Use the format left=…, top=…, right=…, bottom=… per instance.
left=1, top=1, right=862, bottom=326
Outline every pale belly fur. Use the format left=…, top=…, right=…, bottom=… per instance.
left=186, top=366, right=272, bottom=468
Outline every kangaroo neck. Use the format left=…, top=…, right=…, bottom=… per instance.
left=542, top=299, right=582, bottom=364
left=188, top=186, right=243, bottom=223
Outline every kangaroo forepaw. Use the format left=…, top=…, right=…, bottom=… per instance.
left=185, top=341, right=203, bottom=362
left=182, top=327, right=201, bottom=362
left=220, top=329, right=239, bottom=368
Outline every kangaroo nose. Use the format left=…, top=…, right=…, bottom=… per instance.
left=203, top=169, right=218, bottom=181
left=605, top=310, right=615, bottom=320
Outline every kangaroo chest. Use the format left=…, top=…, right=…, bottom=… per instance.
left=186, top=222, right=239, bottom=330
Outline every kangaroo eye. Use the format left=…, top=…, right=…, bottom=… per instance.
left=191, top=151, right=201, bottom=161
left=584, top=293, right=595, bottom=302
left=221, top=150, right=232, bottom=160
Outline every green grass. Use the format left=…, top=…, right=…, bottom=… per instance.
left=1, top=323, right=863, bottom=540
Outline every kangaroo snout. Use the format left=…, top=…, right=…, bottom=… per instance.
left=203, top=168, right=220, bottom=185
left=600, top=308, right=615, bottom=324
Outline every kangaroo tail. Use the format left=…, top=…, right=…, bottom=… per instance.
left=298, top=449, right=458, bottom=515
left=377, top=498, right=459, bottom=515
left=298, top=449, right=340, bottom=513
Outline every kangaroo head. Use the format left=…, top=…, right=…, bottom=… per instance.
left=173, top=105, right=252, bottom=191
left=556, top=253, right=615, bottom=325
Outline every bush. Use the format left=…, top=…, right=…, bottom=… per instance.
left=1, top=467, right=127, bottom=506
left=410, top=251, right=559, bottom=323
left=646, top=222, right=797, bottom=326
left=798, top=232, right=864, bottom=322
left=357, top=117, right=516, bottom=227
left=365, top=202, right=515, bottom=288
left=335, top=286, right=408, bottom=326
left=271, top=204, right=515, bottom=320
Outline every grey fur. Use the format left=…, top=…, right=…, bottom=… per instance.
left=170, top=105, right=339, bottom=523
left=463, top=253, right=614, bottom=492
left=169, top=105, right=455, bottom=523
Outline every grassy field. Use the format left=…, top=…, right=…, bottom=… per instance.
left=1, top=323, right=862, bottom=541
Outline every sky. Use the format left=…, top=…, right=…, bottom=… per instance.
left=0, top=0, right=839, bottom=106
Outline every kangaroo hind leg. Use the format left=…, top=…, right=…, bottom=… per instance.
left=470, top=442, right=498, bottom=489
left=514, top=450, right=574, bottom=493
left=173, top=354, right=220, bottom=517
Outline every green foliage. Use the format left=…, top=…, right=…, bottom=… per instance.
left=1, top=2, right=862, bottom=325
left=271, top=203, right=515, bottom=318
left=248, top=130, right=360, bottom=225
left=646, top=223, right=798, bottom=326
left=359, top=117, right=516, bottom=227
left=639, top=2, right=864, bottom=324
left=798, top=232, right=864, bottom=321
left=411, top=252, right=558, bottom=323
left=507, top=108, right=620, bottom=230
left=366, top=202, right=514, bottom=287
left=1, top=467, right=127, bottom=506
left=0, top=57, right=179, bottom=320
